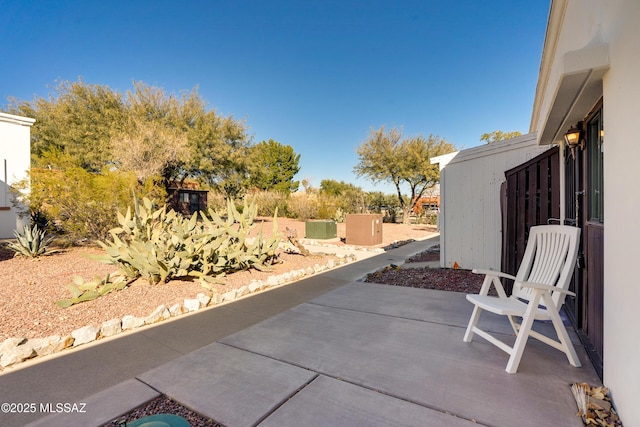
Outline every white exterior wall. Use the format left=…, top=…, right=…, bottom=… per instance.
left=432, top=133, right=547, bottom=271
left=0, top=113, right=33, bottom=239
left=530, top=1, right=640, bottom=424
left=600, top=3, right=640, bottom=424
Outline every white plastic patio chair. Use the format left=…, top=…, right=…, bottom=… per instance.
left=463, top=225, right=582, bottom=373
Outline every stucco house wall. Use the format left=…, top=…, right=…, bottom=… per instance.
left=531, top=1, right=640, bottom=424
left=431, top=133, right=548, bottom=271
left=0, top=113, right=34, bottom=239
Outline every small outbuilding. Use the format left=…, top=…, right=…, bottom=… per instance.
left=167, top=181, right=208, bottom=216
left=431, top=133, right=549, bottom=271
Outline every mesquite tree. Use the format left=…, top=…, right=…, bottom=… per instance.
left=354, top=126, right=455, bottom=224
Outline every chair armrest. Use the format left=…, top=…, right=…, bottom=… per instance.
left=519, top=281, right=576, bottom=297
left=472, top=269, right=513, bottom=298
left=472, top=269, right=517, bottom=282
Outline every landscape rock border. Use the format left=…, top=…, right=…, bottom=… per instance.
left=0, top=253, right=357, bottom=371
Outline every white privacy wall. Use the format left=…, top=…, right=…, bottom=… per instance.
left=529, top=1, right=640, bottom=424
left=432, top=133, right=548, bottom=271
left=0, top=113, right=34, bottom=239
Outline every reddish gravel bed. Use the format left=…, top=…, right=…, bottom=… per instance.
left=0, top=219, right=438, bottom=342
left=365, top=265, right=486, bottom=293
left=101, top=395, right=222, bottom=427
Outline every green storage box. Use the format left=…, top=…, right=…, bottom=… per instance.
left=305, top=220, right=337, bottom=239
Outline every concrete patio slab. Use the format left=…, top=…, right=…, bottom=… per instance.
left=312, top=281, right=492, bottom=329
left=26, top=379, right=159, bottom=427
left=138, top=342, right=317, bottom=427
left=221, top=287, right=600, bottom=426
left=311, top=281, right=583, bottom=345
left=259, top=374, right=477, bottom=427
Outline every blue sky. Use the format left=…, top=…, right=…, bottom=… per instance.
left=0, top=0, right=550, bottom=194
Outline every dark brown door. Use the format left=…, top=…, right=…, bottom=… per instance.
left=189, top=193, right=200, bottom=215
left=581, top=105, right=605, bottom=377
left=564, top=102, right=604, bottom=378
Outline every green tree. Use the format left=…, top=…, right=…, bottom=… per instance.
left=366, top=191, right=402, bottom=223
left=7, top=79, right=251, bottom=194
left=319, top=179, right=357, bottom=196
left=480, top=130, right=522, bottom=144
left=319, top=179, right=367, bottom=215
left=121, top=81, right=250, bottom=193
left=7, top=79, right=127, bottom=171
left=5, top=78, right=252, bottom=240
left=111, top=114, right=189, bottom=184
left=354, top=126, right=455, bottom=224
left=248, top=139, right=301, bottom=193
left=366, top=191, right=400, bottom=211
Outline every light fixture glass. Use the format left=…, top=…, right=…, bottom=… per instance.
left=564, top=126, right=581, bottom=148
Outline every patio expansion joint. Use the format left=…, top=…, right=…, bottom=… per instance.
left=306, top=299, right=571, bottom=346
left=306, top=299, right=469, bottom=330
left=215, top=342, right=486, bottom=426
left=132, top=376, right=164, bottom=396
left=215, top=341, right=317, bottom=375
left=251, top=373, right=320, bottom=427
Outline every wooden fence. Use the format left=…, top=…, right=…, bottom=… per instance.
left=501, top=147, right=560, bottom=285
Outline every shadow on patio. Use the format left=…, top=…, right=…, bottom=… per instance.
left=136, top=281, right=599, bottom=426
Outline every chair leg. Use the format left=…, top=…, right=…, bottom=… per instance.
left=543, top=294, right=582, bottom=368
left=507, top=315, right=520, bottom=335
left=505, top=292, right=542, bottom=373
left=463, top=305, right=482, bottom=342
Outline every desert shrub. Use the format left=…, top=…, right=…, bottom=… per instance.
left=245, top=190, right=368, bottom=221
left=250, top=190, right=289, bottom=217
left=218, top=189, right=393, bottom=222
left=18, top=168, right=164, bottom=243
left=383, top=209, right=399, bottom=223
left=413, top=212, right=438, bottom=225
left=285, top=192, right=318, bottom=220
left=206, top=191, right=227, bottom=213
left=316, top=198, right=338, bottom=220
left=100, top=196, right=280, bottom=282
left=332, top=207, right=346, bottom=223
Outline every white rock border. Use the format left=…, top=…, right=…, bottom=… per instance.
left=0, top=254, right=357, bottom=370
left=298, top=239, right=386, bottom=254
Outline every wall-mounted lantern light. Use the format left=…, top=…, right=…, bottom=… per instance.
left=564, top=125, right=584, bottom=159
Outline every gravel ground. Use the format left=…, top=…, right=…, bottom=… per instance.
left=0, top=219, right=437, bottom=342
left=365, top=264, right=487, bottom=293
left=0, top=245, right=342, bottom=342
left=101, top=396, right=222, bottom=427
left=364, top=245, right=490, bottom=293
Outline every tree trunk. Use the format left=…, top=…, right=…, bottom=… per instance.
left=402, top=209, right=411, bottom=224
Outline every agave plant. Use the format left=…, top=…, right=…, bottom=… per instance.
left=7, top=223, right=57, bottom=258
left=57, top=196, right=283, bottom=307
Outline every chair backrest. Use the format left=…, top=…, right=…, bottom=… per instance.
left=512, top=225, right=581, bottom=310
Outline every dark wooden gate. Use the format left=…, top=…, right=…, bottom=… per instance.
left=501, top=147, right=560, bottom=287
